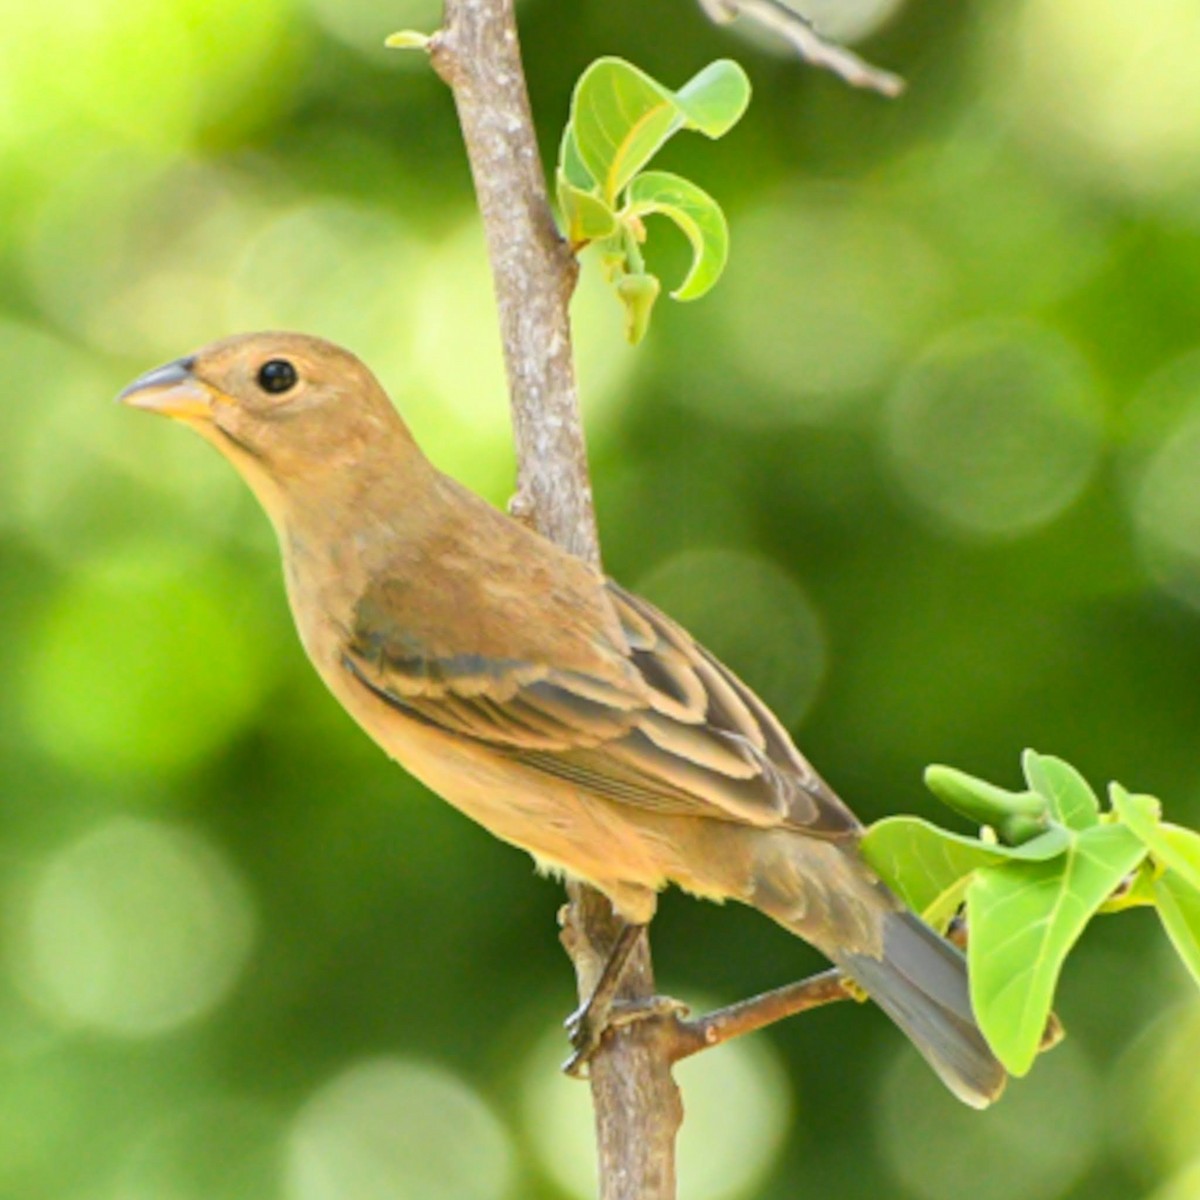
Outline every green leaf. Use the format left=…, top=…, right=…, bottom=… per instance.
left=1154, top=869, right=1200, bottom=988
left=967, top=823, right=1147, bottom=1075
left=861, top=818, right=989, bottom=931
left=1110, top=783, right=1200, bottom=892
left=566, top=57, right=749, bottom=205
left=1021, top=750, right=1100, bottom=830
left=558, top=127, right=594, bottom=191
left=860, top=816, right=1069, bottom=933
left=1159, top=826, right=1200, bottom=893
left=625, top=171, right=728, bottom=300
left=556, top=173, right=616, bottom=244
left=570, top=58, right=679, bottom=204
left=672, top=59, right=752, bottom=138
left=924, top=764, right=1050, bottom=843
left=1108, top=783, right=1163, bottom=837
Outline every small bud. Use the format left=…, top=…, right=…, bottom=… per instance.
left=385, top=30, right=431, bottom=49
left=616, top=272, right=661, bottom=345
left=925, top=764, right=1050, bottom=837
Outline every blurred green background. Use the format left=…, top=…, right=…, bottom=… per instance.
left=2, top=0, right=1200, bottom=1197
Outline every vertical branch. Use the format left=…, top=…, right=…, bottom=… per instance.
left=429, top=3, right=683, bottom=1197
left=430, top=0, right=598, bottom=563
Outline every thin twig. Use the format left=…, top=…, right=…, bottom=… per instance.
left=428, top=4, right=682, bottom=1197
left=696, top=0, right=905, bottom=97
left=663, top=959, right=1063, bottom=1060
left=668, top=969, right=855, bottom=1061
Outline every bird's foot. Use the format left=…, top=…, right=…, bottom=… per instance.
left=561, top=994, right=690, bottom=1078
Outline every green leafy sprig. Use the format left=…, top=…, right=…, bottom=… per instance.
left=556, top=57, right=750, bottom=344
left=860, top=751, right=1200, bottom=1076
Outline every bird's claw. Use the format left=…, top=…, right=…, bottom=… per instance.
left=561, top=994, right=691, bottom=1078
left=561, top=1001, right=599, bottom=1078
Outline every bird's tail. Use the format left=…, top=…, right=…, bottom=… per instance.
left=832, top=909, right=1006, bottom=1108
left=746, top=832, right=1005, bottom=1106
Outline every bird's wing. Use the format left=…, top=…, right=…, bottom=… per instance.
left=342, top=576, right=859, bottom=837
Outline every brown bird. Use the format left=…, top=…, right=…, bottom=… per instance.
left=119, top=332, right=1005, bottom=1107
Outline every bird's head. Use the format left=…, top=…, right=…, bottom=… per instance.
left=118, top=332, right=420, bottom=518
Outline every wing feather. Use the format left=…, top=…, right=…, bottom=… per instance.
left=342, top=575, right=859, bottom=836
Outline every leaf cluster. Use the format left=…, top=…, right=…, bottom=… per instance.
left=556, top=57, right=750, bottom=343
left=860, top=751, right=1200, bottom=1075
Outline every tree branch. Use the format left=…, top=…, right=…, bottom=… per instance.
left=429, top=3, right=682, bottom=1196
left=696, top=0, right=905, bottom=97
left=430, top=2, right=600, bottom=563
left=668, top=969, right=855, bottom=1061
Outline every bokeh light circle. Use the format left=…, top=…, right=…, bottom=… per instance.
left=17, top=818, right=257, bottom=1036
left=286, top=1058, right=515, bottom=1200
left=401, top=219, right=636, bottom=463
left=25, top=156, right=269, bottom=360
left=6, top=332, right=250, bottom=568
left=796, top=0, right=907, bottom=43
left=227, top=200, right=419, bottom=373
left=521, top=1004, right=792, bottom=1200
left=116, top=1099, right=284, bottom=1200
left=441, top=218, right=638, bottom=421
left=883, top=321, right=1103, bottom=539
left=876, top=1037, right=1101, bottom=1200
left=0, top=320, right=114, bottom=545
left=635, top=548, right=827, bottom=728
left=881, top=136, right=1115, bottom=315
left=720, top=0, right=906, bottom=53
left=1147, top=1159, right=1200, bottom=1200
left=712, top=186, right=948, bottom=426
left=1110, top=1001, right=1200, bottom=1180
left=0, top=0, right=291, bottom=154
left=21, top=553, right=276, bottom=776
left=303, top=0, right=529, bottom=59
left=301, top=0, right=437, bottom=59
left=1132, top=415, right=1200, bottom=610
left=991, top=0, right=1200, bottom=213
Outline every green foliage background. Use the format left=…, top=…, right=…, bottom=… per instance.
left=2, top=1, right=1200, bottom=1198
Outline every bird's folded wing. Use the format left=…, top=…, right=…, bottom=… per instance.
left=341, top=578, right=859, bottom=837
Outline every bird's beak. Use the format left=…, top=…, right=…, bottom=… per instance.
left=116, top=357, right=214, bottom=420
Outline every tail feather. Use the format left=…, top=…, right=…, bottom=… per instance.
left=836, top=910, right=1006, bottom=1109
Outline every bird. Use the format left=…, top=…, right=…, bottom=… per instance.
left=118, top=331, right=1005, bottom=1107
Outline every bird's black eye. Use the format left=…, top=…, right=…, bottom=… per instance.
left=256, top=359, right=298, bottom=395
